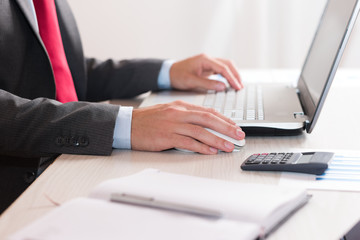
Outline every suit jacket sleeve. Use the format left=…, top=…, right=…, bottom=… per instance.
left=85, top=58, right=164, bottom=102
left=0, top=89, right=120, bottom=158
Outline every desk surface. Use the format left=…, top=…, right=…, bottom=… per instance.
left=1, top=70, right=360, bottom=240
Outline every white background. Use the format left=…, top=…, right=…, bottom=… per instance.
left=68, top=0, right=360, bottom=69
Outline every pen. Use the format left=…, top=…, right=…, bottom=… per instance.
left=110, top=193, right=222, bottom=219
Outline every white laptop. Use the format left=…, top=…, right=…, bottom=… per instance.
left=140, top=0, right=360, bottom=136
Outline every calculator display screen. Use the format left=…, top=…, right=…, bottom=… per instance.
left=297, top=154, right=313, bottom=164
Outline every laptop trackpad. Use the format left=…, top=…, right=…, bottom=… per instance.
left=261, top=83, right=303, bottom=120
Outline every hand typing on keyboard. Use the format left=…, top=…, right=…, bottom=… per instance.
left=169, top=54, right=244, bottom=91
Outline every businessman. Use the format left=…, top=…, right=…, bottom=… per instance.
left=0, top=0, right=245, bottom=212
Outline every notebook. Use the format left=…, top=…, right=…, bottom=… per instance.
left=140, top=0, right=360, bottom=136
left=9, top=169, right=310, bottom=240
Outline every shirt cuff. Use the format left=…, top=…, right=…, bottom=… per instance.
left=157, top=59, right=176, bottom=90
left=113, top=106, right=133, bottom=149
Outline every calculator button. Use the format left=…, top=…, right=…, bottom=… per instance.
left=261, top=160, right=270, bottom=164
left=247, top=159, right=255, bottom=162
left=246, top=155, right=258, bottom=162
left=244, top=161, right=256, bottom=165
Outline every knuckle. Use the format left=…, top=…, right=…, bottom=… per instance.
left=215, top=138, right=227, bottom=148
left=225, top=59, right=234, bottom=65
left=199, top=112, right=213, bottom=121
left=173, top=100, right=186, bottom=106
left=223, top=65, right=231, bottom=72
left=163, top=105, right=179, bottom=116
left=198, top=144, right=211, bottom=154
left=198, top=53, right=208, bottom=59
left=162, top=102, right=172, bottom=108
left=225, top=124, right=235, bottom=134
left=229, top=59, right=236, bottom=66
left=206, top=107, right=217, bottom=114
left=180, top=137, right=194, bottom=148
left=218, top=64, right=227, bottom=73
left=191, top=126, right=203, bottom=139
left=221, top=58, right=230, bottom=64
left=164, top=104, right=176, bottom=111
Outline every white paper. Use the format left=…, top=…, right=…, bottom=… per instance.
left=8, top=198, right=259, bottom=240
left=279, top=150, right=360, bottom=192
left=90, top=169, right=307, bottom=233
left=9, top=169, right=308, bottom=240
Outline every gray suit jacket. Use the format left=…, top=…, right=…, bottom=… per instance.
left=0, top=0, right=163, bottom=158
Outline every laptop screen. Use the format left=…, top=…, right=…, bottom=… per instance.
left=298, top=0, right=359, bottom=133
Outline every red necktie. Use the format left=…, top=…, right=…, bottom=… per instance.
left=33, top=0, right=78, bottom=103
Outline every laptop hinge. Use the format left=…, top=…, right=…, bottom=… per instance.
left=304, top=120, right=310, bottom=131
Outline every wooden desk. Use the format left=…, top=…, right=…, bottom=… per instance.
left=1, top=70, right=360, bottom=240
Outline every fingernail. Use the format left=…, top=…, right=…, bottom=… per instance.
left=224, top=141, right=234, bottom=150
left=215, top=83, right=225, bottom=91
left=209, top=147, right=218, bottom=153
left=236, top=129, right=245, bottom=138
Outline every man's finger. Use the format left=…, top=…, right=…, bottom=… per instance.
left=215, top=58, right=243, bottom=89
left=189, top=75, right=226, bottom=91
left=175, top=124, right=235, bottom=153
left=172, top=134, right=220, bottom=154
left=201, top=56, right=242, bottom=90
left=183, top=110, right=245, bottom=141
left=172, top=100, right=236, bottom=125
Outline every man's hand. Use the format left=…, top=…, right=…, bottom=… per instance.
left=169, top=54, right=243, bottom=91
left=131, top=101, right=245, bottom=154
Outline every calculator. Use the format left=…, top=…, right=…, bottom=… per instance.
left=241, top=152, right=334, bottom=175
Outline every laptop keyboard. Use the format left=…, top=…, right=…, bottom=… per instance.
left=203, top=85, right=264, bottom=121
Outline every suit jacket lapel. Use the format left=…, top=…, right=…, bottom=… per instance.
left=15, top=0, right=42, bottom=42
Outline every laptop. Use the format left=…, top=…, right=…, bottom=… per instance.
left=140, top=0, right=360, bottom=136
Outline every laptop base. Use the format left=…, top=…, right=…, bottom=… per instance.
left=242, top=127, right=304, bottom=136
